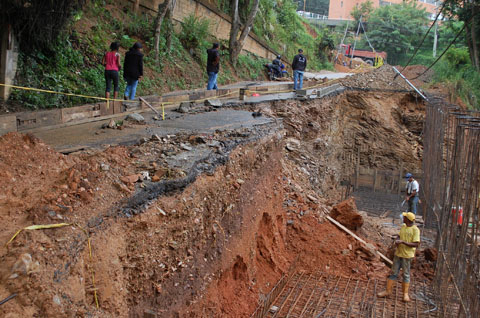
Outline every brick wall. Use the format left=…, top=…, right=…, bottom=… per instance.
left=328, top=0, right=437, bottom=21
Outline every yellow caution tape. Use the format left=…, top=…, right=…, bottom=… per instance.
left=5, top=222, right=100, bottom=309
left=5, top=223, right=72, bottom=246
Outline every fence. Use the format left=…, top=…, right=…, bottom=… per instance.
left=422, top=95, right=480, bottom=317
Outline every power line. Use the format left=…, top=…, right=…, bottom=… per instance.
left=408, top=22, right=466, bottom=80
left=400, top=0, right=447, bottom=73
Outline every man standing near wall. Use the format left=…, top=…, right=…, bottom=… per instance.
left=206, top=43, right=220, bottom=90
left=292, top=48, right=307, bottom=90
left=405, top=173, right=419, bottom=215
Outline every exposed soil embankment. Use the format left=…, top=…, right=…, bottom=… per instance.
left=0, top=88, right=426, bottom=317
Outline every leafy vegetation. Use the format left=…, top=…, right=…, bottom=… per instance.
left=366, top=1, right=429, bottom=65
left=8, top=2, right=268, bottom=110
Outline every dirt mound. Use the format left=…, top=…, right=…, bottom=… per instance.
left=340, top=65, right=412, bottom=90
left=330, top=198, right=364, bottom=231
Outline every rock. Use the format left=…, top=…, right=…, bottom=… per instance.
left=152, top=175, right=160, bottom=182
left=307, top=194, right=318, bottom=202
left=285, top=138, right=301, bottom=151
left=53, top=295, right=61, bottom=306
left=252, top=111, right=262, bottom=117
left=341, top=249, right=350, bottom=255
left=125, top=113, right=145, bottom=124
left=236, top=179, right=245, bottom=184
left=424, top=247, right=438, bottom=262
left=287, top=220, right=295, bottom=225
left=10, top=253, right=40, bottom=278
left=107, top=119, right=116, bottom=128
left=180, top=143, right=193, bottom=151
left=204, top=99, right=222, bottom=107
left=330, top=197, right=364, bottom=231
left=139, top=171, right=151, bottom=181
left=177, top=102, right=192, bottom=113
left=356, top=243, right=379, bottom=261
left=151, top=134, right=162, bottom=142
left=121, top=174, right=140, bottom=184
left=100, top=163, right=110, bottom=171
left=144, top=309, right=157, bottom=318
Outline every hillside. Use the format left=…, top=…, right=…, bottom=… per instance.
left=4, top=1, right=270, bottom=111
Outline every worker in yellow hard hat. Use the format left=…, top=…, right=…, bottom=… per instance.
left=378, top=212, right=420, bottom=302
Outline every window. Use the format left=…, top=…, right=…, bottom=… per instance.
left=341, top=1, right=343, bottom=7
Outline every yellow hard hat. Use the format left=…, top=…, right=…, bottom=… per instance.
left=402, top=212, right=416, bottom=222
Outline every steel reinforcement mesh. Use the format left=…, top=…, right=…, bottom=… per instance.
left=422, top=96, right=480, bottom=318
left=252, top=271, right=456, bottom=318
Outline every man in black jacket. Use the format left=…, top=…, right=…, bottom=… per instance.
left=292, top=49, right=307, bottom=90
left=206, top=43, right=220, bottom=90
left=123, top=42, right=144, bottom=100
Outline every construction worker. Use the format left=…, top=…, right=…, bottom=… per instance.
left=405, top=173, right=419, bottom=214
left=378, top=212, right=420, bottom=302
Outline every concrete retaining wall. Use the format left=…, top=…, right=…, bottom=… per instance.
left=127, top=0, right=279, bottom=60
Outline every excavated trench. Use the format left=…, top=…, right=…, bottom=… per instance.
left=0, top=90, right=426, bottom=318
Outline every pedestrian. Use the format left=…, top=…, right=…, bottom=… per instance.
left=292, top=48, right=307, bottom=90
left=206, top=43, right=220, bottom=90
left=377, top=212, right=420, bottom=302
left=102, top=42, right=121, bottom=101
left=405, top=173, right=419, bottom=214
left=123, top=42, right=144, bottom=100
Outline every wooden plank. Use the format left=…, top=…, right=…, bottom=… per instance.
left=139, top=97, right=160, bottom=115
left=61, top=104, right=101, bottom=123
left=326, top=215, right=393, bottom=266
left=0, top=114, right=17, bottom=135
left=100, top=102, right=113, bottom=116
left=16, top=109, right=62, bottom=131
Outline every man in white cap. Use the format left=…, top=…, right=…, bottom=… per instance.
left=378, top=212, right=420, bottom=302
left=405, top=173, right=419, bottom=214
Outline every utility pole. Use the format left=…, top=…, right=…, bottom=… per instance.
left=303, top=0, right=306, bottom=17
left=433, top=2, right=438, bottom=57
left=350, top=16, right=362, bottom=68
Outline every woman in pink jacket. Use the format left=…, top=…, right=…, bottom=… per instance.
left=102, top=42, right=121, bottom=101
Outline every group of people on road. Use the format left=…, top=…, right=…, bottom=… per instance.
left=103, top=41, right=144, bottom=101
left=205, top=43, right=308, bottom=91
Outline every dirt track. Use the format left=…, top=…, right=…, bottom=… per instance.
left=0, top=68, right=436, bottom=317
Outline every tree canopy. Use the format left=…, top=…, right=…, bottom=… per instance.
left=366, top=1, right=429, bottom=65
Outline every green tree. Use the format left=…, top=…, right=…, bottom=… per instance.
left=443, top=0, right=480, bottom=71
left=351, top=0, right=374, bottom=23
left=367, top=1, right=429, bottom=65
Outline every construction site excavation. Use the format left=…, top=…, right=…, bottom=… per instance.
left=0, top=66, right=479, bottom=318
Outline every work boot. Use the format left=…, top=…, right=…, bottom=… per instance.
left=377, top=279, right=394, bottom=298
left=402, top=282, right=411, bottom=302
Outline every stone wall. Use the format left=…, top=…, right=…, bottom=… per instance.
left=127, top=0, right=280, bottom=60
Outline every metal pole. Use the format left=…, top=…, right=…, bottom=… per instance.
left=350, top=16, right=362, bottom=68
left=433, top=3, right=438, bottom=57
left=392, top=66, right=428, bottom=100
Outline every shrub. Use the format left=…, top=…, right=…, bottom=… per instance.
left=178, top=14, right=210, bottom=51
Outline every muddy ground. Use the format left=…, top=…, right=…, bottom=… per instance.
left=0, top=68, right=435, bottom=317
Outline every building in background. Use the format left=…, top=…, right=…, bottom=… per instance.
left=328, top=0, right=438, bottom=21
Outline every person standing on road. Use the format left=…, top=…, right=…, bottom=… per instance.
left=206, top=43, right=220, bottom=90
left=123, top=42, right=144, bottom=100
left=102, top=42, right=121, bottom=101
left=405, top=173, right=419, bottom=215
left=378, top=212, right=420, bottom=302
left=292, top=49, right=307, bottom=90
